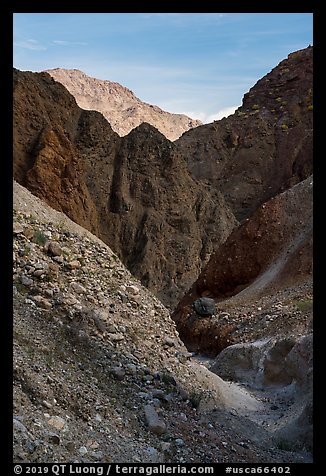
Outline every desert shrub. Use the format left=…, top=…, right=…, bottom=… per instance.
left=33, top=230, right=48, bottom=246
left=161, top=372, right=176, bottom=386
left=295, top=299, right=313, bottom=312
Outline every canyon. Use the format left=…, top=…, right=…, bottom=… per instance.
left=13, top=46, right=313, bottom=463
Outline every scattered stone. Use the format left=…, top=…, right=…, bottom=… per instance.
left=79, top=446, right=88, bottom=455
left=53, top=256, right=64, bottom=264
left=47, top=433, right=61, bottom=445
left=32, top=295, right=52, bottom=310
left=175, top=438, right=185, bottom=446
left=70, top=282, right=86, bottom=294
left=94, top=309, right=109, bottom=321
left=34, top=262, right=48, bottom=270
left=13, top=418, right=29, bottom=434
left=43, top=231, right=52, bottom=239
left=179, top=412, right=187, bottom=422
left=20, top=276, right=34, bottom=287
left=27, top=441, right=40, bottom=453
left=87, top=440, right=100, bottom=449
left=47, top=416, right=66, bottom=431
left=13, top=223, right=24, bottom=234
left=219, top=312, right=230, bottom=319
left=42, top=400, right=53, bottom=409
left=152, top=389, right=168, bottom=401
left=65, top=441, right=76, bottom=451
left=44, top=289, right=54, bottom=298
left=108, top=333, right=125, bottom=342
left=176, top=351, right=193, bottom=363
left=126, top=364, right=137, bottom=375
left=90, top=451, right=103, bottom=460
left=93, top=318, right=107, bottom=333
left=67, top=260, right=81, bottom=270
left=144, top=404, right=166, bottom=435
left=138, top=392, right=152, bottom=399
left=33, top=269, right=47, bottom=277
left=111, top=367, right=125, bottom=380
left=63, top=296, right=79, bottom=306
left=23, top=227, right=34, bottom=240
left=160, top=442, right=171, bottom=452
left=47, top=241, right=62, bottom=257
left=126, top=284, right=140, bottom=296
left=163, top=336, right=177, bottom=347
left=142, top=446, right=162, bottom=463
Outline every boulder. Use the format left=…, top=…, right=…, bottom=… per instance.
left=193, top=297, right=216, bottom=317
left=144, top=404, right=166, bottom=435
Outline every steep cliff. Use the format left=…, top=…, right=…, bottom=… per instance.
left=176, top=47, right=313, bottom=222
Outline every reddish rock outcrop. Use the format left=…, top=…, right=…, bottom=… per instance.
left=172, top=177, right=313, bottom=354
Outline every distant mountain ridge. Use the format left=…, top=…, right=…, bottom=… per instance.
left=44, top=68, right=202, bottom=141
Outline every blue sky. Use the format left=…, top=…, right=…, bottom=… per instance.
left=13, top=13, right=313, bottom=123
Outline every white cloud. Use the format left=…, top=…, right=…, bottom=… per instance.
left=52, top=40, right=88, bottom=46
left=183, top=105, right=239, bottom=123
left=52, top=40, right=68, bottom=45
left=205, top=105, right=240, bottom=122
left=14, top=39, right=46, bottom=51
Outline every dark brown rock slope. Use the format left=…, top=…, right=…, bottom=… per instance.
left=94, top=123, right=236, bottom=306
left=13, top=69, right=236, bottom=308
left=172, top=176, right=313, bottom=355
left=176, top=46, right=313, bottom=222
left=13, top=70, right=104, bottom=235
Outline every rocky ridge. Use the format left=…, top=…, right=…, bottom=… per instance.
left=45, top=68, right=202, bottom=141
left=13, top=181, right=312, bottom=463
left=175, top=47, right=313, bottom=222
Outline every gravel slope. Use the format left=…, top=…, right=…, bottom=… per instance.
left=13, top=181, right=312, bottom=463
